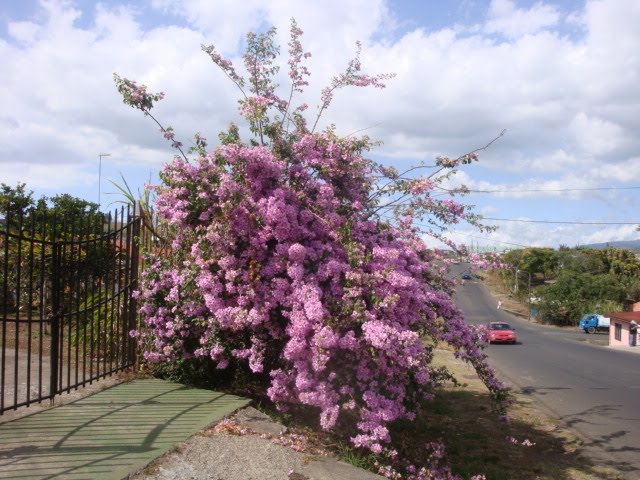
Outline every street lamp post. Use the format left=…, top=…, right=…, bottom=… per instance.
left=98, top=153, right=111, bottom=210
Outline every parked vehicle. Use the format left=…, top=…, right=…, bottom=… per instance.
left=487, top=321, right=517, bottom=344
left=578, top=313, right=610, bottom=334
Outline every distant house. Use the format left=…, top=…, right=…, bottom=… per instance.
left=608, top=311, right=640, bottom=347
left=622, top=298, right=640, bottom=312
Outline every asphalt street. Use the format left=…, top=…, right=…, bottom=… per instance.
left=454, top=271, right=640, bottom=479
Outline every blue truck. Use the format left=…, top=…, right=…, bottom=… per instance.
left=578, top=313, right=610, bottom=334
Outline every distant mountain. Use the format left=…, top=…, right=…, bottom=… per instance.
left=582, top=240, right=640, bottom=252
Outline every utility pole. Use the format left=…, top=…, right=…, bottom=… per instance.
left=98, top=153, right=111, bottom=210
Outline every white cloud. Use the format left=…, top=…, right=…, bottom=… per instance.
left=149, top=0, right=394, bottom=53
left=597, top=157, right=640, bottom=183
left=0, top=162, right=96, bottom=190
left=439, top=169, right=628, bottom=201
left=7, top=21, right=41, bottom=43
left=569, top=112, right=626, bottom=157
left=1, top=0, right=639, bottom=248
left=582, top=224, right=640, bottom=246
left=484, top=0, right=561, bottom=38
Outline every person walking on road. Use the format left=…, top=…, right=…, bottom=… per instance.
left=497, top=301, right=502, bottom=310
left=630, top=321, right=638, bottom=347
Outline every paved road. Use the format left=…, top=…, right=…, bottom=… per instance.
left=454, top=273, right=640, bottom=478
left=1, top=349, right=52, bottom=410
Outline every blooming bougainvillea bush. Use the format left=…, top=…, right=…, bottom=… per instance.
left=116, top=19, right=507, bottom=479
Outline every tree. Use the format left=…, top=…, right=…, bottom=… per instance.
left=117, top=20, right=505, bottom=479
left=503, top=245, right=640, bottom=325
left=538, top=271, right=626, bottom=325
left=0, top=182, right=35, bottom=228
left=1, top=185, right=113, bottom=316
left=1, top=183, right=102, bottom=237
left=556, top=248, right=606, bottom=276
left=594, top=247, right=640, bottom=279
left=47, top=193, right=100, bottom=220
left=30, top=193, right=102, bottom=237
left=500, top=247, right=555, bottom=297
left=520, top=248, right=557, bottom=279
left=502, top=247, right=557, bottom=280
left=627, top=278, right=640, bottom=303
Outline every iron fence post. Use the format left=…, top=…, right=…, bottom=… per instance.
left=1, top=205, right=141, bottom=415
left=49, top=243, right=61, bottom=404
left=128, top=205, right=141, bottom=369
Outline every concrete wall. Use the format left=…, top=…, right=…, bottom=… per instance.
left=609, top=319, right=637, bottom=347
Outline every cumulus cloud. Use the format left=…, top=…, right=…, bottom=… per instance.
left=0, top=161, right=96, bottom=191
left=1, top=0, right=638, bottom=248
left=484, top=0, right=561, bottom=38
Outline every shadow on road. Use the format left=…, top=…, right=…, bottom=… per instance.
left=521, top=385, right=571, bottom=395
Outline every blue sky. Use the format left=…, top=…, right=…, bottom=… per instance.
left=1, top=0, right=638, bottom=250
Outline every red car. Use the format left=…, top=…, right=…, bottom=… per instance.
left=487, top=322, right=517, bottom=344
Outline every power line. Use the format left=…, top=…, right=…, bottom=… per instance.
left=446, top=231, right=530, bottom=248
left=437, top=186, right=640, bottom=194
left=376, top=208, right=637, bottom=249
left=379, top=209, right=637, bottom=227
left=382, top=213, right=532, bottom=248
left=483, top=217, right=639, bottom=225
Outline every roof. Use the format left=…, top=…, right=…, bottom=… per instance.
left=606, top=311, right=640, bottom=322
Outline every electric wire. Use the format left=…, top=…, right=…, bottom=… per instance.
left=436, top=185, right=640, bottom=194
left=482, top=217, right=638, bottom=225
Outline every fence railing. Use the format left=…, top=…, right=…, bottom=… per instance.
left=0, top=204, right=144, bottom=414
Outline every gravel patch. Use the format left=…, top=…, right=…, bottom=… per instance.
left=135, top=432, right=310, bottom=480
left=132, top=406, right=385, bottom=480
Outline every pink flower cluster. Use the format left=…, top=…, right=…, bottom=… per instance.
left=374, top=441, right=487, bottom=480
left=287, top=18, right=311, bottom=93
left=506, top=436, right=536, bottom=447
left=121, top=19, right=508, bottom=480
left=135, top=129, right=507, bottom=455
left=113, top=73, right=165, bottom=112
left=238, top=95, right=271, bottom=119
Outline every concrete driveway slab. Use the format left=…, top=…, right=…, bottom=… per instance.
left=0, top=378, right=249, bottom=480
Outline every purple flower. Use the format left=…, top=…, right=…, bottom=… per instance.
left=124, top=20, right=506, bottom=480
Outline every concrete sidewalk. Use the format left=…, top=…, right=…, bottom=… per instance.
left=608, top=344, right=640, bottom=355
left=0, top=379, right=250, bottom=479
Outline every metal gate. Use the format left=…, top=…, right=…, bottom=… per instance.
left=0, top=205, right=142, bottom=414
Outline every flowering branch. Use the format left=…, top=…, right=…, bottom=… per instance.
left=280, top=18, right=311, bottom=132
left=201, top=44, right=247, bottom=96
left=311, top=41, right=395, bottom=133
left=113, top=73, right=189, bottom=161
left=117, top=19, right=510, bottom=480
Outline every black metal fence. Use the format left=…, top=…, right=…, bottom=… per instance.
left=0, top=205, right=144, bottom=414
